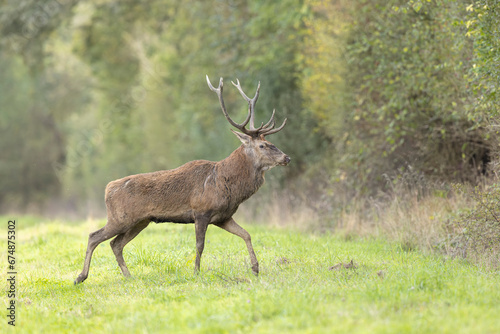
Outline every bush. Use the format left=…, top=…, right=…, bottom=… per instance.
left=444, top=183, right=500, bottom=268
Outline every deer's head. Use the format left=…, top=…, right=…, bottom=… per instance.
left=207, top=76, right=290, bottom=171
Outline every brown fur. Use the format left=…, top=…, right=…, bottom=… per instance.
left=74, top=137, right=289, bottom=284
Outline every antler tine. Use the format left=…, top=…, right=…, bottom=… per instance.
left=231, top=79, right=261, bottom=130
left=261, top=109, right=276, bottom=131
left=206, top=75, right=251, bottom=131
left=260, top=118, right=287, bottom=136
left=205, top=74, right=220, bottom=92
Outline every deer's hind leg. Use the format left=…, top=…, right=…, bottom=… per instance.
left=110, top=219, right=150, bottom=277
left=74, top=222, right=124, bottom=284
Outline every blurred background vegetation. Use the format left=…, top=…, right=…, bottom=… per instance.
left=1, top=0, right=499, bottom=241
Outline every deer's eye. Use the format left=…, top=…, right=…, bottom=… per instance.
left=259, top=144, right=265, bottom=149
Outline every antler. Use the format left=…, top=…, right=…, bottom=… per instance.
left=206, top=75, right=251, bottom=132
left=206, top=75, right=287, bottom=137
left=231, top=79, right=264, bottom=132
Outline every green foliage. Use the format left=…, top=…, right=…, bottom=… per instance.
left=299, top=0, right=496, bottom=197
left=301, top=0, right=351, bottom=137
left=0, top=50, right=87, bottom=209
left=72, top=2, right=141, bottom=93
left=466, top=0, right=500, bottom=118
left=1, top=0, right=500, bottom=217
left=445, top=183, right=500, bottom=268
left=342, top=0, right=487, bottom=189
left=0, top=0, right=79, bottom=72
left=4, top=218, right=500, bottom=333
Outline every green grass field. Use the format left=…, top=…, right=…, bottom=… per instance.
left=2, top=216, right=500, bottom=333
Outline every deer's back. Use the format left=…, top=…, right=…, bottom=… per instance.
left=105, top=160, right=216, bottom=225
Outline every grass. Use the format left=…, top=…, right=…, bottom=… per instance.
left=2, top=216, right=500, bottom=333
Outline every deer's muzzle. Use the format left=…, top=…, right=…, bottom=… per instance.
left=280, top=155, right=291, bottom=166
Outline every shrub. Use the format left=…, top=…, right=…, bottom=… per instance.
left=444, top=183, right=500, bottom=268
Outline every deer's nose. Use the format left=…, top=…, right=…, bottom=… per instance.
left=284, top=156, right=291, bottom=164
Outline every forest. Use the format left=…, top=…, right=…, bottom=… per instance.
left=1, top=0, right=499, bottom=265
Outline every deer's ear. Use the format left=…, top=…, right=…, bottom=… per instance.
left=231, top=129, right=252, bottom=145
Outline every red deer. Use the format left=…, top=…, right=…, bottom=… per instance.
left=74, top=76, right=290, bottom=284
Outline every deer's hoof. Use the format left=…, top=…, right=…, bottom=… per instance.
left=252, top=265, right=259, bottom=276
left=74, top=274, right=87, bottom=285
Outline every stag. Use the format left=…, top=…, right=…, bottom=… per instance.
left=74, top=76, right=290, bottom=284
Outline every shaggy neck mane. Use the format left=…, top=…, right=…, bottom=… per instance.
left=216, top=146, right=265, bottom=203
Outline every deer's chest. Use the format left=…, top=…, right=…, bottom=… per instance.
left=192, top=173, right=263, bottom=224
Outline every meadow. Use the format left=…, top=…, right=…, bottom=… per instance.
left=2, top=216, right=500, bottom=333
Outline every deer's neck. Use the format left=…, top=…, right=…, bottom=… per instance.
left=217, top=146, right=265, bottom=204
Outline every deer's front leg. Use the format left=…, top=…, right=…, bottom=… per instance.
left=215, top=218, right=259, bottom=276
left=194, top=215, right=209, bottom=274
